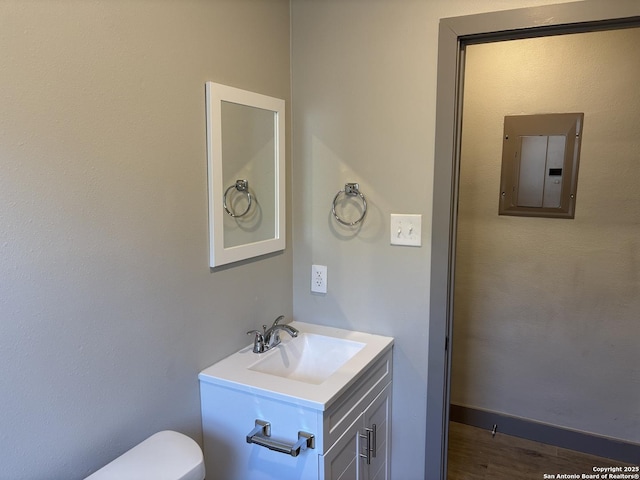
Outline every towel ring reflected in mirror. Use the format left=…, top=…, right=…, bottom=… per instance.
left=332, top=183, right=367, bottom=226
left=223, top=179, right=253, bottom=218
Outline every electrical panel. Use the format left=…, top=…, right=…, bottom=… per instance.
left=499, top=113, right=584, bottom=219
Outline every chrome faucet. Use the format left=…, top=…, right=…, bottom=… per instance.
left=264, top=315, right=299, bottom=349
left=247, top=315, right=299, bottom=354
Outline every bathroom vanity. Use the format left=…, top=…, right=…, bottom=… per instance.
left=198, top=322, right=393, bottom=480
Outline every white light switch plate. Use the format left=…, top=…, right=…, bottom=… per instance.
left=390, top=214, right=422, bottom=246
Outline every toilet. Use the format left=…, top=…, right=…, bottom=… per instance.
left=85, top=430, right=205, bottom=480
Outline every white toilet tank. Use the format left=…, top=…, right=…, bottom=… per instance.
left=85, top=430, right=205, bottom=480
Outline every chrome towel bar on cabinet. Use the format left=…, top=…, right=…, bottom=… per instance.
left=246, top=420, right=315, bottom=457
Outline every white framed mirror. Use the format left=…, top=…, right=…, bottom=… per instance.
left=205, top=82, right=285, bottom=267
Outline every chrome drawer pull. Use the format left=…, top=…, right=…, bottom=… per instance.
left=359, top=424, right=377, bottom=465
left=371, top=424, right=377, bottom=458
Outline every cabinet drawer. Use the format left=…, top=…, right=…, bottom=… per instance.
left=323, top=350, right=392, bottom=449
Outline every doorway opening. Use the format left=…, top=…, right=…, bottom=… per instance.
left=448, top=27, right=640, bottom=478
left=426, top=3, right=640, bottom=479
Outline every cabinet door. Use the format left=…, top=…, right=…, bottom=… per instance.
left=323, top=412, right=363, bottom=480
left=361, top=384, right=391, bottom=480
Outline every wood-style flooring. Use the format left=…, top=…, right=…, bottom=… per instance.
left=447, top=421, right=635, bottom=480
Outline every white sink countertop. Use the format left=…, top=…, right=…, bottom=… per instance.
left=198, top=322, right=393, bottom=410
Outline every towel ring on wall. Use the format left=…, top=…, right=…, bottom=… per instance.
left=332, top=183, right=367, bottom=226
left=223, top=179, right=253, bottom=218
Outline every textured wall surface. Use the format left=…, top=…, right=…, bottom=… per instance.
left=290, top=1, right=579, bottom=478
left=0, top=2, right=291, bottom=478
left=4, top=1, right=629, bottom=479
left=452, top=28, right=640, bottom=442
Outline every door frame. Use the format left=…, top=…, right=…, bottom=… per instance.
left=426, top=1, right=640, bottom=478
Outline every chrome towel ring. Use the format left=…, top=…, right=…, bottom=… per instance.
left=332, top=183, right=367, bottom=226
left=223, top=179, right=252, bottom=218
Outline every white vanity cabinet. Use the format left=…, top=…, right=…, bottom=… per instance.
left=198, top=324, right=392, bottom=480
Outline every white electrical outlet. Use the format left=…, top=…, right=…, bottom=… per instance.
left=311, top=264, right=327, bottom=294
left=390, top=214, right=422, bottom=246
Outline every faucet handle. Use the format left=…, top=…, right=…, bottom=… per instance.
left=247, top=330, right=265, bottom=353
left=272, top=315, right=285, bottom=326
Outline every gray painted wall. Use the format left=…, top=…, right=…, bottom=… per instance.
left=290, top=1, right=577, bottom=478
left=452, top=28, right=640, bottom=443
left=5, top=1, right=626, bottom=479
left=0, top=1, right=291, bottom=479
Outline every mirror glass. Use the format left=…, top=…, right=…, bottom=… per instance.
left=206, top=83, right=285, bottom=267
left=221, top=101, right=276, bottom=247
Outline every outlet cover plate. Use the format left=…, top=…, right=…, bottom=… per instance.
left=390, top=214, right=422, bottom=246
left=311, top=264, right=327, bottom=294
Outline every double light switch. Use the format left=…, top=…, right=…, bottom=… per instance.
left=390, top=214, right=422, bottom=247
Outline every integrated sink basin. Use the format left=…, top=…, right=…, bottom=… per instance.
left=199, top=321, right=393, bottom=409
left=248, top=333, right=365, bottom=384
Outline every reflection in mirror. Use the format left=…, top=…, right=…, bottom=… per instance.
left=221, top=101, right=276, bottom=247
left=206, top=82, right=285, bottom=267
